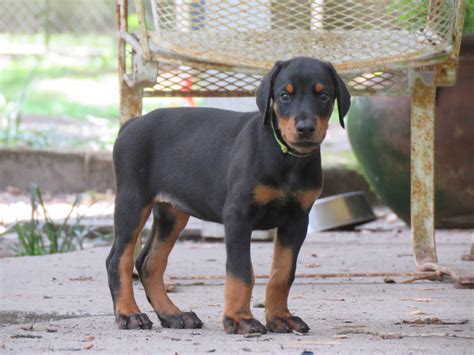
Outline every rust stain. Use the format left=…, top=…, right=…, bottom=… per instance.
left=117, top=0, right=143, bottom=125
left=119, top=81, right=143, bottom=125
left=411, top=76, right=437, bottom=267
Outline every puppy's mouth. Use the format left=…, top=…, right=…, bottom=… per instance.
left=292, top=141, right=320, bottom=148
left=286, top=140, right=321, bottom=154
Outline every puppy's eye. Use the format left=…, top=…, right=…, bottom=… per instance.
left=279, top=92, right=291, bottom=102
left=320, top=93, right=329, bottom=102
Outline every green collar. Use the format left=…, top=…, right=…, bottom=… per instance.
left=270, top=119, right=314, bottom=158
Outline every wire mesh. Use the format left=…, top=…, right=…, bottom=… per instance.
left=150, top=0, right=457, bottom=70
left=143, top=61, right=409, bottom=97
left=145, top=62, right=262, bottom=97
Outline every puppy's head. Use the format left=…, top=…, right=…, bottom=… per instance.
left=256, top=57, right=351, bottom=155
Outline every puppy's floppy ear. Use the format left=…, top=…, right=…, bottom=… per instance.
left=326, top=62, right=351, bottom=129
left=256, top=60, right=283, bottom=126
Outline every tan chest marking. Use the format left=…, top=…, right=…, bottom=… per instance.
left=253, top=185, right=322, bottom=210
left=254, top=185, right=286, bottom=205
left=294, top=189, right=322, bottom=210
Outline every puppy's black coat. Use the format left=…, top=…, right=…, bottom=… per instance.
left=106, top=57, right=351, bottom=334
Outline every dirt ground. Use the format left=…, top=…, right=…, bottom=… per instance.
left=0, top=226, right=473, bottom=353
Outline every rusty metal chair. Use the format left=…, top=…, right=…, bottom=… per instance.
left=116, top=0, right=471, bottom=282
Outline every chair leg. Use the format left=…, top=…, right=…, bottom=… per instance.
left=411, top=76, right=438, bottom=271
left=119, top=80, right=143, bottom=125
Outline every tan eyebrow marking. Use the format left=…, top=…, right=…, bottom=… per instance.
left=315, top=83, right=325, bottom=93
left=285, top=83, right=294, bottom=94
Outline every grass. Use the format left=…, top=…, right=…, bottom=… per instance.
left=0, top=34, right=120, bottom=149
left=15, top=184, right=86, bottom=256
left=0, top=35, right=117, bottom=117
left=0, top=33, right=200, bottom=150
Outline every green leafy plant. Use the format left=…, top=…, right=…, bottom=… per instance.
left=465, top=0, right=474, bottom=33
left=388, top=0, right=430, bottom=31
left=15, top=184, right=87, bottom=256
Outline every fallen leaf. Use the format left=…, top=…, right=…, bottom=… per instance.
left=244, top=333, right=262, bottom=338
left=400, top=297, right=433, bottom=303
left=410, top=310, right=429, bottom=315
left=6, top=186, right=22, bottom=195
left=322, top=298, right=345, bottom=302
left=305, top=263, right=321, bottom=268
left=165, top=284, right=176, bottom=292
left=302, top=341, right=338, bottom=345
left=11, top=334, right=42, bottom=339
left=402, top=318, right=468, bottom=325
left=380, top=333, right=403, bottom=339
left=83, top=343, right=94, bottom=350
left=69, top=276, right=93, bottom=282
left=292, top=330, right=307, bottom=336
left=84, top=336, right=95, bottom=342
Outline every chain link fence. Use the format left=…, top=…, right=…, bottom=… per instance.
left=0, top=0, right=116, bottom=54
left=0, top=0, right=115, bottom=34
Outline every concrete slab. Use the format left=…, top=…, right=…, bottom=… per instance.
left=1, top=230, right=473, bottom=353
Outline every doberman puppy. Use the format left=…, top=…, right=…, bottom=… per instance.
left=106, top=57, right=350, bottom=334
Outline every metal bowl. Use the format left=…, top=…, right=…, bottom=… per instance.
left=309, top=191, right=376, bottom=232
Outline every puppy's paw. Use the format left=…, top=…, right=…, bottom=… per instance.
left=267, top=316, right=309, bottom=334
left=223, top=316, right=267, bottom=335
left=158, top=311, right=203, bottom=329
left=116, top=313, right=153, bottom=330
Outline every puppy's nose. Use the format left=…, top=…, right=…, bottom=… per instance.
left=296, top=120, right=315, bottom=135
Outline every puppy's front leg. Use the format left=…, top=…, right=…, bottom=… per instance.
left=265, top=213, right=310, bottom=333
left=222, top=205, right=267, bottom=335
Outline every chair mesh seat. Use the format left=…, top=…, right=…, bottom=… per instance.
left=150, top=0, right=457, bottom=70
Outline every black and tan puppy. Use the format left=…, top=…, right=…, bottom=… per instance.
left=106, top=57, right=350, bottom=334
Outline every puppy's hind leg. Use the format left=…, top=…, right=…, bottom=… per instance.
left=136, top=203, right=203, bottom=329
